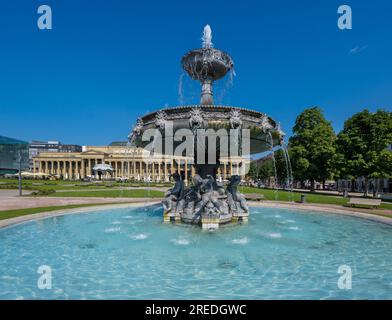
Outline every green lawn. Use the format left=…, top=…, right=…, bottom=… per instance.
left=0, top=203, right=131, bottom=221
left=0, top=178, right=172, bottom=191
left=48, top=189, right=164, bottom=198
left=239, top=186, right=392, bottom=210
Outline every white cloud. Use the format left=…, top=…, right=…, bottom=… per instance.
left=349, top=45, right=368, bottom=55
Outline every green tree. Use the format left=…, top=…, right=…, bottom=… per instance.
left=246, top=162, right=258, bottom=181
left=289, top=107, right=336, bottom=191
left=257, top=159, right=273, bottom=183
left=335, top=109, right=392, bottom=196
left=274, top=149, right=289, bottom=187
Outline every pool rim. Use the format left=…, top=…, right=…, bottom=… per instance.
left=0, top=201, right=391, bottom=230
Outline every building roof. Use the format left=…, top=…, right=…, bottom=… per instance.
left=0, top=135, right=28, bottom=145
left=109, top=141, right=128, bottom=146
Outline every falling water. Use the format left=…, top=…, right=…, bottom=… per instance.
left=178, top=72, right=184, bottom=105
left=280, top=144, right=294, bottom=202
left=120, top=134, right=135, bottom=198
left=283, top=143, right=294, bottom=200
left=216, top=68, right=235, bottom=105
left=202, top=24, right=213, bottom=48
left=143, top=127, right=163, bottom=210
left=118, top=140, right=133, bottom=199
left=267, top=132, right=279, bottom=201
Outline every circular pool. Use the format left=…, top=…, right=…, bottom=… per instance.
left=0, top=205, right=391, bottom=299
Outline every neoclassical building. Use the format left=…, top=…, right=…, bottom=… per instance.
left=32, top=145, right=249, bottom=182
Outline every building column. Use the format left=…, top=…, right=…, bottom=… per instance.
left=184, top=159, right=188, bottom=183
left=62, top=161, right=66, bottom=178
left=170, top=159, right=174, bottom=174
left=223, top=162, right=227, bottom=179
left=115, top=162, right=118, bottom=179
left=133, top=161, right=136, bottom=178
left=68, top=161, right=72, bottom=180
left=33, top=160, right=36, bottom=175
left=61, top=161, right=65, bottom=179
left=39, top=161, right=42, bottom=174
left=230, top=162, right=233, bottom=177
left=81, top=160, right=85, bottom=178
left=75, top=161, right=79, bottom=180
left=121, top=161, right=124, bottom=178
left=164, top=161, right=168, bottom=181
left=87, top=159, right=91, bottom=177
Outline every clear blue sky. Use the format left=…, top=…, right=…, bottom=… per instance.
left=1, top=0, right=391, bottom=145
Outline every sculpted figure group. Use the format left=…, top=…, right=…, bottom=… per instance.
left=163, top=172, right=249, bottom=223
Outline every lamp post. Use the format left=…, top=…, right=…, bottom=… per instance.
left=17, top=150, right=22, bottom=196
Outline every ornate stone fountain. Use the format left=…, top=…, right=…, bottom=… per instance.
left=129, top=25, right=284, bottom=229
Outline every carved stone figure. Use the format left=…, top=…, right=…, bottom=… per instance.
left=195, top=175, right=224, bottom=215
left=259, top=114, right=273, bottom=133
left=276, top=122, right=285, bottom=142
left=226, top=175, right=249, bottom=213
left=154, top=111, right=167, bottom=130
left=189, top=108, right=205, bottom=129
left=162, top=172, right=184, bottom=213
left=133, top=118, right=144, bottom=136
left=229, top=109, right=242, bottom=129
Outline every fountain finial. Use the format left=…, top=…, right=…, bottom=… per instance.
left=202, top=24, right=213, bottom=48
left=181, top=25, right=233, bottom=105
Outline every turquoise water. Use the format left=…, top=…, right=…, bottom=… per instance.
left=0, top=205, right=391, bottom=299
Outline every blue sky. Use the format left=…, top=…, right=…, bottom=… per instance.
left=0, top=0, right=391, bottom=145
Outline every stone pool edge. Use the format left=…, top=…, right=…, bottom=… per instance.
left=0, top=202, right=161, bottom=229
left=248, top=201, right=392, bottom=226
left=1, top=200, right=391, bottom=229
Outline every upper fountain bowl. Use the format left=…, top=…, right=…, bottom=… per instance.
left=181, top=48, right=234, bottom=81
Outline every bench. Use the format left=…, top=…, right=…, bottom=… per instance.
left=348, top=198, right=382, bottom=208
left=245, top=194, right=264, bottom=201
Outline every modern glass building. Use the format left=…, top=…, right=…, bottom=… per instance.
left=0, top=136, right=29, bottom=175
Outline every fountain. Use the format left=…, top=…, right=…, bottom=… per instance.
left=129, top=25, right=284, bottom=229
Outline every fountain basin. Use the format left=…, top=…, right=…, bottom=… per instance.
left=1, top=204, right=392, bottom=299
left=181, top=48, right=234, bottom=81
left=130, top=105, right=282, bottom=155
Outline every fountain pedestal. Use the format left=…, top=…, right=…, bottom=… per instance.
left=201, top=214, right=220, bottom=230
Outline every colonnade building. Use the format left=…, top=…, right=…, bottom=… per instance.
left=32, top=146, right=249, bottom=182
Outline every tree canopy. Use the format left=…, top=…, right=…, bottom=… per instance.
left=335, top=109, right=392, bottom=194
left=289, top=107, right=336, bottom=190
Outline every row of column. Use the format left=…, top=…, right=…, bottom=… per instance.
left=33, top=159, right=86, bottom=180
left=33, top=158, right=246, bottom=181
